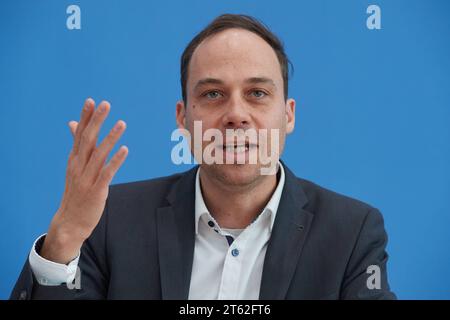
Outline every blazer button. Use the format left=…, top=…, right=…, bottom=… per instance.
left=19, top=290, right=27, bottom=300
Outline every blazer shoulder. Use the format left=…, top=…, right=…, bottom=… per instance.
left=108, top=171, right=185, bottom=201
left=297, top=177, right=379, bottom=223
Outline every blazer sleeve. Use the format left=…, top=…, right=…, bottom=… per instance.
left=10, top=201, right=110, bottom=300
left=340, top=208, right=397, bottom=300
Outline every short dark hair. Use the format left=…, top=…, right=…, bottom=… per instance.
left=180, top=14, right=292, bottom=104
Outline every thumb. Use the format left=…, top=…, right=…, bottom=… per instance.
left=68, top=121, right=78, bottom=138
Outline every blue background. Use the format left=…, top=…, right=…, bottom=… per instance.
left=1, top=0, right=449, bottom=299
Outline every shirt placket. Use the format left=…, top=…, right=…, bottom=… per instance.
left=217, top=226, right=251, bottom=299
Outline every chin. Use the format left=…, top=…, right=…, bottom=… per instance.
left=207, top=163, right=262, bottom=187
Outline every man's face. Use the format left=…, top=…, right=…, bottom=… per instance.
left=176, top=28, right=295, bottom=187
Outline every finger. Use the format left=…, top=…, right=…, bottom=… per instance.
left=73, top=98, right=95, bottom=154
left=68, top=121, right=78, bottom=138
left=78, top=100, right=111, bottom=169
left=95, top=145, right=128, bottom=188
left=84, top=120, right=126, bottom=181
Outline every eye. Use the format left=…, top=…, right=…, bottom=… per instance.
left=203, top=90, right=223, bottom=100
left=249, top=90, right=268, bottom=99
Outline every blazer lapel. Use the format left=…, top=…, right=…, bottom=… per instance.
left=259, top=164, right=314, bottom=299
left=156, top=167, right=197, bottom=299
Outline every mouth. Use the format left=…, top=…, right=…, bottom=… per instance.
left=220, top=142, right=258, bottom=153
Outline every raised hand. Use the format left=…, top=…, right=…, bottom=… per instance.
left=41, top=98, right=128, bottom=264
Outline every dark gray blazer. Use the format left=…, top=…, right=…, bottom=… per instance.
left=10, top=163, right=396, bottom=300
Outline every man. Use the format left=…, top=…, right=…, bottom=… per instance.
left=10, top=14, right=396, bottom=300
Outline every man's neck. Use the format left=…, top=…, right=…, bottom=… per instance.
left=199, top=167, right=278, bottom=229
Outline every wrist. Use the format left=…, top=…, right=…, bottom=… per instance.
left=40, top=216, right=85, bottom=264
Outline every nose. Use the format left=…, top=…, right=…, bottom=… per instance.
left=221, top=94, right=251, bottom=130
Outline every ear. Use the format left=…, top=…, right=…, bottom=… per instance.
left=176, top=100, right=186, bottom=130
left=285, top=98, right=296, bottom=134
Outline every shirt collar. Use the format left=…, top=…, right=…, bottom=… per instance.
left=194, top=162, right=285, bottom=234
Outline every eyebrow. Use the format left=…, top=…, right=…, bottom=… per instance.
left=193, top=76, right=276, bottom=91
left=244, top=77, right=276, bottom=88
left=194, top=78, right=224, bottom=91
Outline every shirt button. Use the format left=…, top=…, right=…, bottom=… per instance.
left=231, top=248, right=239, bottom=257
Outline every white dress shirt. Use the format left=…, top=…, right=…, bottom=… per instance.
left=29, top=163, right=285, bottom=299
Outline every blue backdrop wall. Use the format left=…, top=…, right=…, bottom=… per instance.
left=1, top=0, right=449, bottom=299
